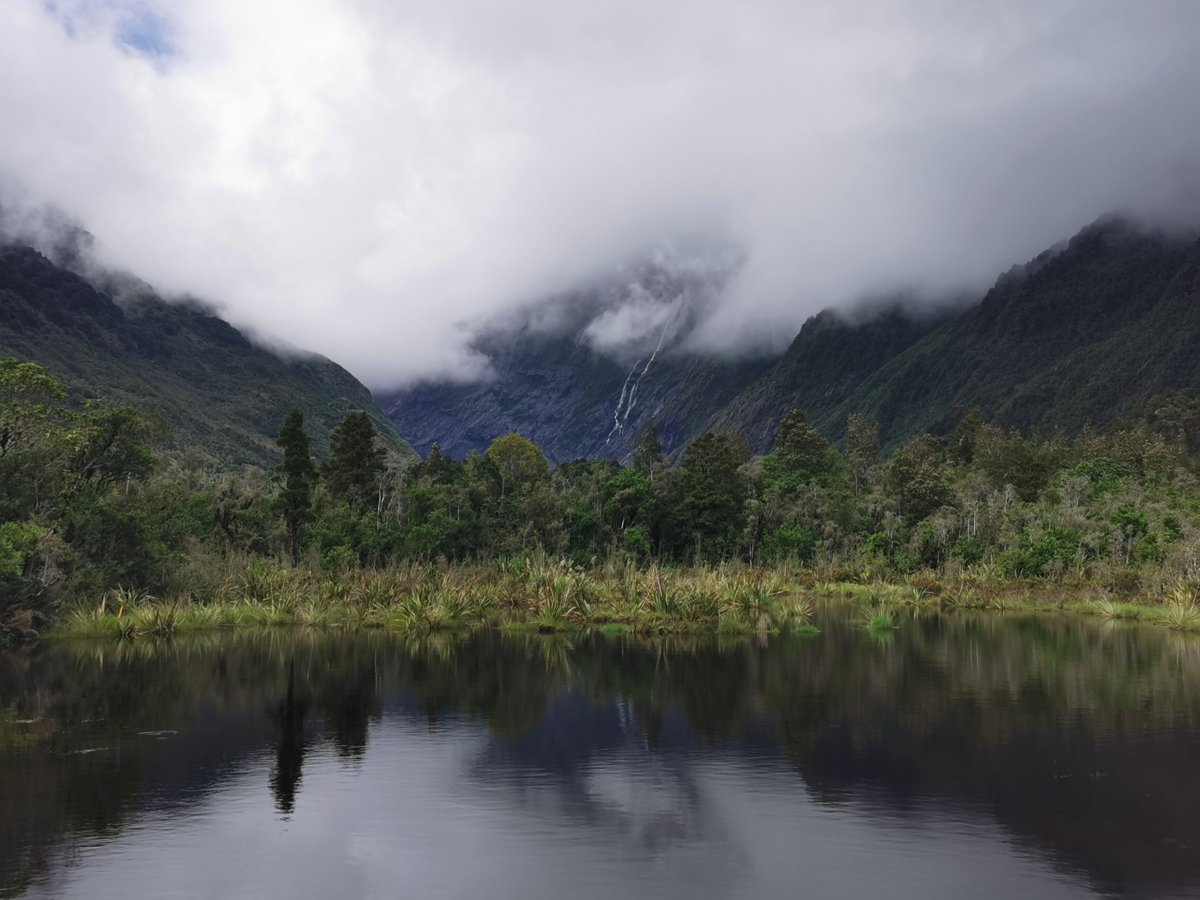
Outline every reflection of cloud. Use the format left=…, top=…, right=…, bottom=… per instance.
left=26, top=711, right=1091, bottom=900
left=583, top=760, right=698, bottom=851
left=460, top=692, right=749, bottom=888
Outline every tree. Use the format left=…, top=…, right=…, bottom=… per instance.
left=0, top=358, right=66, bottom=461
left=947, top=409, right=984, bottom=464
left=886, top=434, right=953, bottom=524
left=665, top=431, right=747, bottom=560
left=419, top=443, right=455, bottom=484
left=64, top=403, right=154, bottom=497
left=276, top=409, right=315, bottom=564
left=634, top=423, right=665, bottom=482
left=1, top=359, right=68, bottom=524
left=845, top=413, right=879, bottom=495
left=323, top=412, right=386, bottom=512
left=975, top=426, right=1061, bottom=501
left=1141, top=390, right=1200, bottom=460
left=600, top=468, right=654, bottom=538
left=485, top=433, right=549, bottom=496
left=776, top=409, right=831, bottom=475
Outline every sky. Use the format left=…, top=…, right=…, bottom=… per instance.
left=2, top=0, right=1200, bottom=388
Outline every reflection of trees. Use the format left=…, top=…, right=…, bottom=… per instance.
left=396, top=632, right=558, bottom=739
left=269, top=658, right=309, bottom=815
left=313, top=640, right=381, bottom=760
left=4, top=615, right=1200, bottom=895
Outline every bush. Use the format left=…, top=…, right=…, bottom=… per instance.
left=762, top=524, right=818, bottom=563
left=1007, top=527, right=1082, bottom=578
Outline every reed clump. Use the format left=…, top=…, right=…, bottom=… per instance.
left=51, top=559, right=1200, bottom=640
left=56, top=557, right=820, bottom=639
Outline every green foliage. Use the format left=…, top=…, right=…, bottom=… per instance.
left=762, top=524, right=818, bottom=563
left=623, top=525, right=651, bottom=559
left=0, top=522, right=45, bottom=582
left=1070, top=457, right=1137, bottom=495
left=323, top=412, right=386, bottom=511
left=486, top=433, right=549, bottom=495
left=633, top=423, right=665, bottom=480
left=976, top=426, right=1062, bottom=501
left=663, top=432, right=748, bottom=560
left=776, top=408, right=832, bottom=475
left=845, top=413, right=880, bottom=494
left=947, top=409, right=983, bottom=464
left=276, top=409, right=315, bottom=564
left=1008, top=528, right=1083, bottom=578
left=886, top=434, right=953, bottom=524
left=0, top=356, right=66, bottom=460
left=5, top=358, right=1200, bottom=636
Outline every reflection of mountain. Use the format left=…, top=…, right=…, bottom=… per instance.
left=3, top=622, right=1200, bottom=897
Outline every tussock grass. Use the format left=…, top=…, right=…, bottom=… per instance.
left=54, top=558, right=816, bottom=638
left=1159, top=603, right=1200, bottom=632
left=50, top=560, right=1200, bottom=640
left=862, top=606, right=896, bottom=632
left=1084, top=590, right=1143, bottom=621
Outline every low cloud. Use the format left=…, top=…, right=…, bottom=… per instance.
left=3, top=1, right=1200, bottom=387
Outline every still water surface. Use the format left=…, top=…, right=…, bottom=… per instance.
left=3, top=607, right=1200, bottom=899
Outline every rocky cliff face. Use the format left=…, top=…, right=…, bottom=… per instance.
left=381, top=250, right=773, bottom=462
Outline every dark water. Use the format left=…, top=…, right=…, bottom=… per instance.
left=3, top=608, right=1200, bottom=899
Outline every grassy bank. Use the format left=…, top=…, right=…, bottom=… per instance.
left=59, top=556, right=816, bottom=639
left=48, top=554, right=1200, bottom=640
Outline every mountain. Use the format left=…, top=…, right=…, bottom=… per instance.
left=388, top=215, right=1200, bottom=460
left=811, top=217, right=1200, bottom=446
left=386, top=333, right=771, bottom=464
left=705, top=302, right=953, bottom=451
left=0, top=242, right=414, bottom=468
left=381, top=252, right=774, bottom=462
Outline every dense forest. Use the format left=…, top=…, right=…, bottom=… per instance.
left=3, top=353, right=1200, bottom=639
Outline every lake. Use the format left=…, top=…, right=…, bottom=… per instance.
left=3, top=606, right=1200, bottom=899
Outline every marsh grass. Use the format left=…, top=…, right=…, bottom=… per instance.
left=860, top=601, right=897, bottom=632
left=50, top=560, right=1200, bottom=640
left=1159, top=602, right=1200, bottom=632
left=1084, top=591, right=1143, bottom=622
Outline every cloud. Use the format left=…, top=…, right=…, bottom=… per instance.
left=2, top=0, right=1199, bottom=387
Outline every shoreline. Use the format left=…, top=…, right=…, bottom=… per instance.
left=40, top=562, right=1200, bottom=640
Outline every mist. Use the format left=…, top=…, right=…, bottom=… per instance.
left=3, top=0, right=1200, bottom=388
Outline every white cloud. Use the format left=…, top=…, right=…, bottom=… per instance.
left=3, top=0, right=1199, bottom=387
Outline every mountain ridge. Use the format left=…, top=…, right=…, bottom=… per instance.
left=0, top=242, right=415, bottom=468
left=816, top=217, right=1200, bottom=446
left=385, top=215, right=1200, bottom=459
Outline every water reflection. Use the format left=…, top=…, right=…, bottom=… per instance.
left=1, top=611, right=1200, bottom=898
left=269, top=658, right=308, bottom=815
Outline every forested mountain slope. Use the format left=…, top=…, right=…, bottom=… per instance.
left=389, top=216, right=1200, bottom=460
left=0, top=243, right=414, bottom=467
left=705, top=303, right=952, bottom=451
left=814, top=218, right=1200, bottom=446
